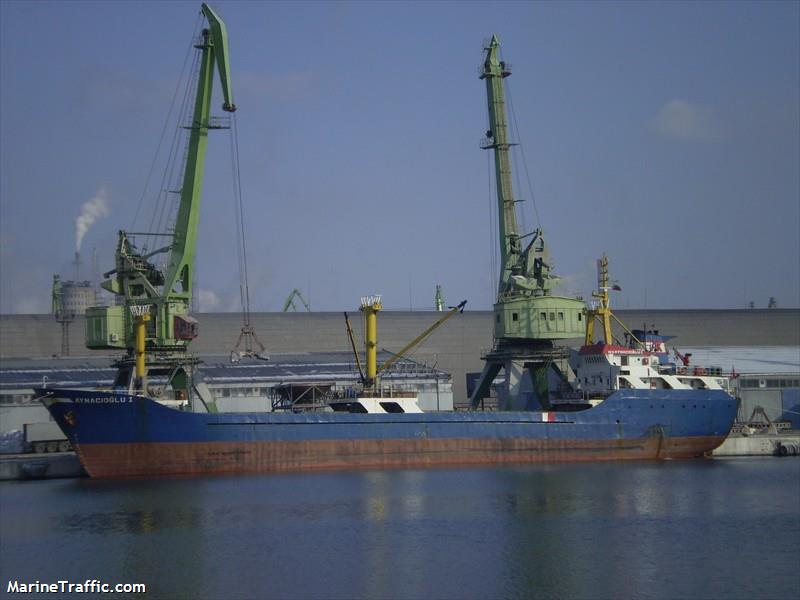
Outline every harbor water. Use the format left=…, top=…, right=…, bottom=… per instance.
left=1, top=458, right=798, bottom=599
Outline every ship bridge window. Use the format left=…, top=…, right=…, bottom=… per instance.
left=379, top=402, right=405, bottom=413
left=540, top=312, right=547, bottom=321
left=621, top=356, right=629, bottom=366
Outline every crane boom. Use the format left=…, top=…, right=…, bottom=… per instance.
left=162, top=3, right=236, bottom=301
left=481, top=35, right=518, bottom=293
left=376, top=301, right=467, bottom=376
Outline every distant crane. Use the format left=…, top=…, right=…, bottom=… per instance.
left=283, top=289, right=311, bottom=312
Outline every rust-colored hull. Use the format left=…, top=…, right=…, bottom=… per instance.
left=75, top=435, right=727, bottom=478
left=42, top=388, right=738, bottom=479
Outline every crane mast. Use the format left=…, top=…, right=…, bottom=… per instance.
left=86, top=3, right=235, bottom=356
left=481, top=35, right=519, bottom=294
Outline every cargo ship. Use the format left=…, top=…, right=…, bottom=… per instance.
left=38, top=385, right=735, bottom=478
left=37, top=19, right=737, bottom=477
left=38, top=267, right=738, bottom=478
left=37, top=288, right=738, bottom=478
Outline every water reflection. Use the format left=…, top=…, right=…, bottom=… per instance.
left=2, top=459, right=798, bottom=600
left=58, top=506, right=201, bottom=535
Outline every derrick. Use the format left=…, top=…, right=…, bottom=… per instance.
left=469, top=35, right=587, bottom=411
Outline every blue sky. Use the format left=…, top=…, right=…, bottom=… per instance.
left=1, top=0, right=798, bottom=313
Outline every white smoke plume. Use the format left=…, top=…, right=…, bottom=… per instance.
left=75, top=187, right=110, bottom=252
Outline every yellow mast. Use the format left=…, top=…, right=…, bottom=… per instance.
left=131, top=305, right=151, bottom=390
left=355, top=296, right=467, bottom=392
left=585, top=255, right=613, bottom=345
left=584, top=254, right=643, bottom=347
left=360, top=295, right=382, bottom=386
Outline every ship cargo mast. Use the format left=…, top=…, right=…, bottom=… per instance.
left=469, top=35, right=586, bottom=411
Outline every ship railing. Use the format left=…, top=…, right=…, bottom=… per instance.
left=662, top=365, right=726, bottom=378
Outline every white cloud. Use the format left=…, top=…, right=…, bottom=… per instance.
left=653, top=99, right=719, bottom=142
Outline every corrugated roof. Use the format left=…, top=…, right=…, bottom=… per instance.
left=0, top=351, right=449, bottom=390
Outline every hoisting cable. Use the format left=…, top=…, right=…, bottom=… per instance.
left=229, top=111, right=268, bottom=361
left=132, top=14, right=203, bottom=256
left=505, top=72, right=542, bottom=229
left=151, top=46, right=201, bottom=254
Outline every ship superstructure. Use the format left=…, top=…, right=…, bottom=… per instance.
left=564, top=255, right=732, bottom=406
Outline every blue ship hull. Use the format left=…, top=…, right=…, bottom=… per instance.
left=40, top=388, right=737, bottom=478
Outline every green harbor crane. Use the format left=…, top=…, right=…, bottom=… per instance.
left=83, top=4, right=236, bottom=402
left=282, top=289, right=311, bottom=312
left=469, top=35, right=586, bottom=411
